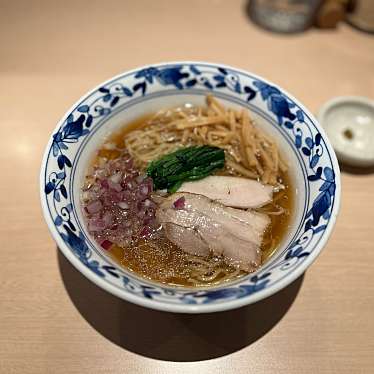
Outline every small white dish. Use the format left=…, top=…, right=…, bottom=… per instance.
left=318, top=96, right=374, bottom=167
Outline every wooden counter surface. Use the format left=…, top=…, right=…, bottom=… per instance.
left=1, top=1, right=373, bottom=373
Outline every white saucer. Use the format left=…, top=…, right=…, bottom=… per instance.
left=318, top=96, right=374, bottom=167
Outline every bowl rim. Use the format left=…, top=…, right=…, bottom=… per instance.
left=40, top=61, right=341, bottom=313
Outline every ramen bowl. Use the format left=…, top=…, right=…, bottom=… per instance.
left=40, top=62, right=341, bottom=313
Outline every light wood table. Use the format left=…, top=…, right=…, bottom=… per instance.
left=1, top=1, right=374, bottom=373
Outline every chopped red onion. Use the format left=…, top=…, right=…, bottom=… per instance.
left=100, top=179, right=109, bottom=189
left=123, top=180, right=134, bottom=190
left=143, top=216, right=153, bottom=225
left=86, top=200, right=102, bottom=214
left=82, top=152, right=158, bottom=249
left=118, top=201, right=129, bottom=209
left=88, top=218, right=106, bottom=232
left=120, top=190, right=134, bottom=203
left=123, top=219, right=132, bottom=228
left=136, top=175, right=145, bottom=184
left=106, top=190, right=121, bottom=203
left=107, top=179, right=122, bottom=192
left=140, top=184, right=149, bottom=195
left=101, top=239, right=113, bottom=250
left=139, top=225, right=152, bottom=238
left=109, top=172, right=122, bottom=184
left=102, top=211, right=113, bottom=227
left=173, top=196, right=185, bottom=209
left=143, top=177, right=153, bottom=192
left=94, top=168, right=107, bottom=179
left=137, top=208, right=147, bottom=218
left=136, top=187, right=148, bottom=200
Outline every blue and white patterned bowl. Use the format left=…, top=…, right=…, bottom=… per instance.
left=40, top=62, right=341, bottom=313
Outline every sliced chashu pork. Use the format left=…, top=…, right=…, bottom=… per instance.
left=156, top=193, right=270, bottom=271
left=177, top=176, right=273, bottom=209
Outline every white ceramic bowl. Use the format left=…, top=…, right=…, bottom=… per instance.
left=40, top=62, right=341, bottom=313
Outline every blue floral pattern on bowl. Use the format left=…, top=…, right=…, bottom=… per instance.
left=41, top=62, right=340, bottom=313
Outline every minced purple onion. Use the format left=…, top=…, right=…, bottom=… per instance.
left=81, top=151, right=158, bottom=249
left=173, top=196, right=185, bottom=209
